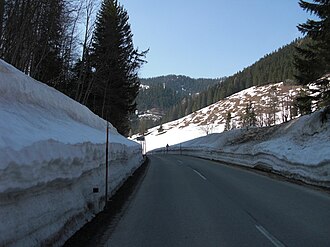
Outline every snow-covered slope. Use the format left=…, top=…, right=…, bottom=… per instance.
left=0, top=60, right=143, bottom=246
left=162, top=108, right=330, bottom=188
left=134, top=82, right=302, bottom=152
left=134, top=80, right=329, bottom=187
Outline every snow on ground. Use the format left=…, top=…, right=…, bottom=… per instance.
left=132, top=82, right=302, bottom=152
left=141, top=122, right=219, bottom=152
left=154, top=108, right=330, bottom=188
left=136, top=81, right=329, bottom=188
left=139, top=84, right=150, bottom=90
left=0, top=59, right=143, bottom=246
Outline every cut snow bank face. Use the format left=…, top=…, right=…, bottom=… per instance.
left=0, top=60, right=143, bottom=246
left=162, top=108, right=330, bottom=188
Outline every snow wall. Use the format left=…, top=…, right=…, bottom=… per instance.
left=0, top=60, right=143, bottom=246
left=154, top=108, right=330, bottom=188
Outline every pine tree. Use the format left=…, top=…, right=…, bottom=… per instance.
left=139, top=119, right=147, bottom=135
left=91, top=0, right=147, bottom=136
left=296, top=90, right=313, bottom=115
left=241, top=101, right=257, bottom=129
left=158, top=124, right=164, bottom=133
left=269, top=86, right=279, bottom=125
left=295, top=0, right=330, bottom=108
left=224, top=111, right=232, bottom=131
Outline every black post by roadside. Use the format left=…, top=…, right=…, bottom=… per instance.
left=105, top=121, right=109, bottom=209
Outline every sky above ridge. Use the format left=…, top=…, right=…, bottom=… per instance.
left=122, top=0, right=312, bottom=79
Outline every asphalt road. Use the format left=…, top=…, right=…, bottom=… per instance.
left=105, top=154, right=330, bottom=247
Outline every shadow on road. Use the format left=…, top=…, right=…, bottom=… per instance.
left=63, top=157, right=149, bottom=247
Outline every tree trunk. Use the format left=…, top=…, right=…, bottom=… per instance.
left=0, top=0, right=4, bottom=46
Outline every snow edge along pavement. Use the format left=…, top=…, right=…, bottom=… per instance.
left=152, top=108, right=330, bottom=189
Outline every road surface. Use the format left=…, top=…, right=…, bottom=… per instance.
left=104, top=154, right=330, bottom=246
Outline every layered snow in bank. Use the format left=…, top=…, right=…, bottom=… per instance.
left=0, top=60, right=143, bottom=246
left=163, top=108, right=330, bottom=188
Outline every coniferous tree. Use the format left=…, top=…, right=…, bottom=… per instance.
left=295, top=0, right=330, bottom=108
left=224, top=111, right=232, bottom=131
left=269, top=86, right=279, bottom=125
left=91, top=0, right=147, bottom=136
left=158, top=124, right=164, bottom=133
left=241, top=101, right=257, bottom=129
left=139, top=119, right=147, bottom=135
left=250, top=106, right=257, bottom=127
left=296, top=90, right=313, bottom=115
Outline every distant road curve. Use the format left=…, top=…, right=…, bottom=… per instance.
left=105, top=154, right=330, bottom=246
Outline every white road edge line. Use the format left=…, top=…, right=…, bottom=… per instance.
left=256, top=225, right=285, bottom=247
left=193, top=169, right=207, bottom=180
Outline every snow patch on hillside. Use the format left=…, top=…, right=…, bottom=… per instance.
left=133, top=82, right=302, bottom=152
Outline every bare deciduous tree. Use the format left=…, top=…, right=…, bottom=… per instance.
left=75, top=0, right=99, bottom=104
left=0, top=0, right=4, bottom=48
left=200, top=123, right=214, bottom=135
left=1, top=0, right=75, bottom=90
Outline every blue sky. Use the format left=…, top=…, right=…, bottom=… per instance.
left=122, top=0, right=311, bottom=79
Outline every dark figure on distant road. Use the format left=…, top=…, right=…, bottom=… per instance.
left=166, top=144, right=169, bottom=153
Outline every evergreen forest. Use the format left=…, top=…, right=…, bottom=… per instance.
left=162, top=39, right=300, bottom=124
left=137, top=75, right=222, bottom=113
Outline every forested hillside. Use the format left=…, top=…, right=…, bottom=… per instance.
left=136, top=75, right=222, bottom=112
left=141, top=75, right=221, bottom=95
left=163, top=39, right=299, bottom=123
left=132, top=75, right=222, bottom=133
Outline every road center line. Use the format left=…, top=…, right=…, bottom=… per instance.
left=256, top=225, right=285, bottom=247
left=177, top=160, right=183, bottom=164
left=193, top=169, right=207, bottom=180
